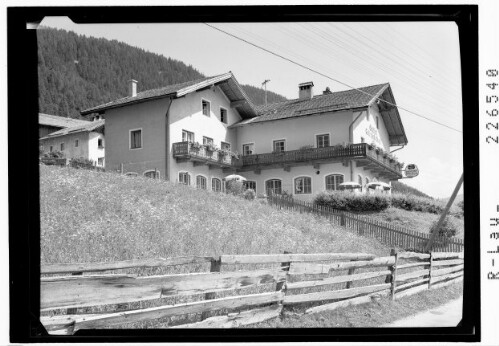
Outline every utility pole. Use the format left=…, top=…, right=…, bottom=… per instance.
left=262, top=79, right=270, bottom=106
left=424, top=173, right=464, bottom=252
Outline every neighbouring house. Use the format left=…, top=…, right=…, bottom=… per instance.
left=81, top=72, right=408, bottom=200
left=38, top=113, right=91, bottom=138
left=39, top=117, right=106, bottom=168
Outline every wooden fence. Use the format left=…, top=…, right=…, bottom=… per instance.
left=267, top=195, right=464, bottom=253
left=40, top=250, right=464, bottom=334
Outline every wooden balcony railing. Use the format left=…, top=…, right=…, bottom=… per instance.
left=240, top=143, right=402, bottom=176
left=172, top=142, right=403, bottom=177
left=172, top=141, right=236, bottom=167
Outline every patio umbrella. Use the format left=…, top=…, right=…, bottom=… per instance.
left=339, top=182, right=362, bottom=190
left=224, top=174, right=247, bottom=181
left=366, top=182, right=381, bottom=190
left=377, top=182, right=392, bottom=191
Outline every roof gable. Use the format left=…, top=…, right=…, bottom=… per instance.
left=39, top=113, right=90, bottom=128
left=80, top=72, right=258, bottom=119
left=40, top=120, right=105, bottom=140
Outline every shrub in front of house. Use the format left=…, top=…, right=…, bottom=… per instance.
left=243, top=188, right=256, bottom=201
left=314, top=191, right=391, bottom=212
left=225, top=180, right=245, bottom=196
left=390, top=193, right=447, bottom=214
left=69, top=157, right=95, bottom=170
left=43, top=150, right=65, bottom=159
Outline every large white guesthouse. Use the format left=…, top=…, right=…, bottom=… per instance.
left=81, top=72, right=408, bottom=201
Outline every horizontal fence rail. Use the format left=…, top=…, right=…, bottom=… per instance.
left=40, top=250, right=463, bottom=333
left=267, top=195, right=464, bottom=253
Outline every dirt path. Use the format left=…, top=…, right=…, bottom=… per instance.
left=383, top=296, right=463, bottom=327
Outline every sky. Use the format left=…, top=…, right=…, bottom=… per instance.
left=40, top=17, right=464, bottom=199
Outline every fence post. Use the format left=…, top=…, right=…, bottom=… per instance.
left=120, top=163, right=124, bottom=174
left=66, top=272, right=82, bottom=314
left=390, top=249, right=398, bottom=301
left=276, top=251, right=291, bottom=292
left=428, top=252, right=433, bottom=290
left=201, top=257, right=221, bottom=320
left=340, top=212, right=346, bottom=227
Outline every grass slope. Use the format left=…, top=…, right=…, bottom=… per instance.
left=40, top=165, right=391, bottom=265
left=362, top=207, right=464, bottom=238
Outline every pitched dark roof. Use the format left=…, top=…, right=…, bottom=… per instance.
left=39, top=113, right=90, bottom=128
left=40, top=120, right=105, bottom=140
left=232, top=83, right=390, bottom=126
left=80, top=72, right=258, bottom=119
left=230, top=83, right=408, bottom=146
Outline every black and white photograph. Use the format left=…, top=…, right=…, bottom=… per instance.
left=6, top=3, right=489, bottom=343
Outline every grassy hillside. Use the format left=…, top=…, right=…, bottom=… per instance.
left=391, top=181, right=433, bottom=199
left=40, top=165, right=390, bottom=265
left=362, top=207, right=464, bottom=239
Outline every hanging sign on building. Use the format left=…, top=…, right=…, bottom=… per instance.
left=404, top=164, right=419, bottom=178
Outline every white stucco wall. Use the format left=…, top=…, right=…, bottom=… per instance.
left=240, top=161, right=390, bottom=201
left=352, top=104, right=391, bottom=151
left=234, top=110, right=354, bottom=154
left=88, top=132, right=105, bottom=166
left=168, top=86, right=242, bottom=183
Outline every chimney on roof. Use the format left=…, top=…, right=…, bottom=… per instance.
left=128, top=79, right=138, bottom=97
left=323, top=87, right=332, bottom=95
left=298, top=81, right=314, bottom=100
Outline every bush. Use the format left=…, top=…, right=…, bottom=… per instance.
left=391, top=193, right=444, bottom=214
left=457, top=200, right=464, bottom=215
left=69, top=157, right=95, bottom=169
left=427, top=217, right=458, bottom=248
left=243, top=188, right=256, bottom=201
left=43, top=150, right=65, bottom=159
left=225, top=180, right=245, bottom=196
left=314, top=191, right=391, bottom=212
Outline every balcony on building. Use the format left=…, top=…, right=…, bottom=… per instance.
left=236, top=143, right=403, bottom=180
left=172, top=141, right=241, bottom=169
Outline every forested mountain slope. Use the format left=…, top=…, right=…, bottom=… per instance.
left=37, top=28, right=287, bottom=119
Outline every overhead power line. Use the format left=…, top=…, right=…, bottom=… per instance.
left=204, top=23, right=462, bottom=134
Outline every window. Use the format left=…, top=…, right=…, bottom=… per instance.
left=202, top=99, right=211, bottom=116
left=182, top=130, right=195, bottom=142
left=212, top=178, right=222, bottom=192
left=244, top=181, right=256, bottom=191
left=273, top=140, right=285, bottom=153
left=358, top=175, right=363, bottom=192
left=60, top=143, right=65, bottom=151
left=376, top=116, right=379, bottom=129
left=295, top=177, right=312, bottom=194
left=196, top=175, right=207, bottom=189
left=98, top=138, right=104, bottom=149
left=130, top=129, right=142, bottom=149
left=179, top=172, right=190, bottom=185
left=144, top=170, right=160, bottom=179
left=220, top=107, right=228, bottom=124
left=49, top=146, right=53, bottom=152
left=265, top=179, right=282, bottom=195
left=203, top=136, right=214, bottom=146
left=221, top=142, right=231, bottom=151
left=316, top=134, right=330, bottom=148
left=242, top=143, right=254, bottom=156
left=325, top=174, right=344, bottom=191
left=98, top=157, right=104, bottom=166
left=75, top=139, right=79, bottom=147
